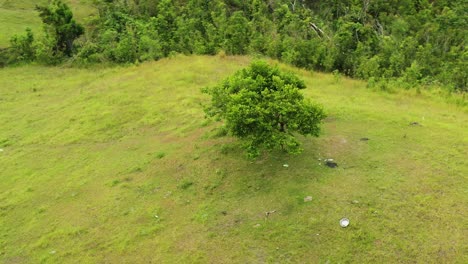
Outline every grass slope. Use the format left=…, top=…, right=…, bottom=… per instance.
left=0, top=0, right=94, bottom=48
left=0, top=56, right=467, bottom=263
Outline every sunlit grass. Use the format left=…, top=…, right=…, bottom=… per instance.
left=0, top=55, right=467, bottom=263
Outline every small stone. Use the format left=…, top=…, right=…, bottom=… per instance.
left=265, top=210, right=276, bottom=217
left=283, top=164, right=289, bottom=168
left=154, top=215, right=159, bottom=219
left=340, top=218, right=350, bottom=228
left=325, top=159, right=338, bottom=168
left=304, top=196, right=313, bottom=202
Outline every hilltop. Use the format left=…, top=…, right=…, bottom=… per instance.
left=0, top=56, right=467, bottom=263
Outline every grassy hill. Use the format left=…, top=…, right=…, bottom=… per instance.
left=0, top=56, right=467, bottom=263
left=0, top=0, right=94, bottom=48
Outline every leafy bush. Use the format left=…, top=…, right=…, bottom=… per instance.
left=9, top=28, right=35, bottom=63
left=203, top=61, right=326, bottom=157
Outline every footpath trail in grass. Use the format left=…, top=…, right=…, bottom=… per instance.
left=0, top=56, right=467, bottom=263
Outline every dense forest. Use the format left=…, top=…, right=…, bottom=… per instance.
left=3, top=0, right=467, bottom=92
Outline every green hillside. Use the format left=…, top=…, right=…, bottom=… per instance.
left=1, top=56, right=467, bottom=263
left=0, top=0, right=93, bottom=48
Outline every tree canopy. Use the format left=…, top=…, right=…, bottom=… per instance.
left=203, top=61, right=326, bottom=157
left=36, top=0, right=84, bottom=57
left=3, top=0, right=467, bottom=92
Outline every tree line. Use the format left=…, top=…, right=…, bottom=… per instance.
left=2, top=0, right=466, bottom=92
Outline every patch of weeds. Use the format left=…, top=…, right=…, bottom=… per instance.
left=138, top=225, right=164, bottom=237
left=129, top=167, right=143, bottom=173
left=351, top=229, right=376, bottom=248
left=109, top=179, right=121, bottom=187
left=220, top=144, right=230, bottom=155
left=333, top=70, right=342, bottom=84
left=155, top=152, right=166, bottom=159
left=178, top=180, right=194, bottom=190
left=205, top=169, right=227, bottom=193
left=219, top=143, right=239, bottom=155
left=0, top=138, right=12, bottom=147
left=136, top=183, right=160, bottom=197
left=213, top=126, right=228, bottom=138
left=200, top=119, right=211, bottom=127
left=192, top=205, right=213, bottom=224
left=123, top=177, right=133, bottom=182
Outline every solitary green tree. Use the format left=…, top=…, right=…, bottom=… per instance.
left=203, top=61, right=326, bottom=157
left=36, top=0, right=84, bottom=57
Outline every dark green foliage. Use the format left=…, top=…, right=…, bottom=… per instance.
left=203, top=61, right=326, bottom=157
left=224, top=11, right=250, bottom=54
left=36, top=0, right=84, bottom=57
left=4, top=0, right=466, bottom=92
left=9, top=28, right=35, bottom=62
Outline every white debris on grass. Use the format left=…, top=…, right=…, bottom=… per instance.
left=340, top=218, right=350, bottom=228
left=304, top=196, right=313, bottom=202
left=283, top=164, right=289, bottom=168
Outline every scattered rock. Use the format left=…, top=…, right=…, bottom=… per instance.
left=265, top=210, right=277, bottom=217
left=283, top=164, right=289, bottom=168
left=360, top=138, right=370, bottom=141
left=325, top=159, right=338, bottom=168
left=340, top=218, right=350, bottom=228
left=304, top=196, right=313, bottom=202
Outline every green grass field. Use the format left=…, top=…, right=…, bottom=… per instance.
left=0, top=0, right=94, bottom=48
left=0, top=56, right=467, bottom=263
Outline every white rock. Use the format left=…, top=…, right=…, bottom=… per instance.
left=283, top=164, right=289, bottom=168
left=340, top=218, right=350, bottom=228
